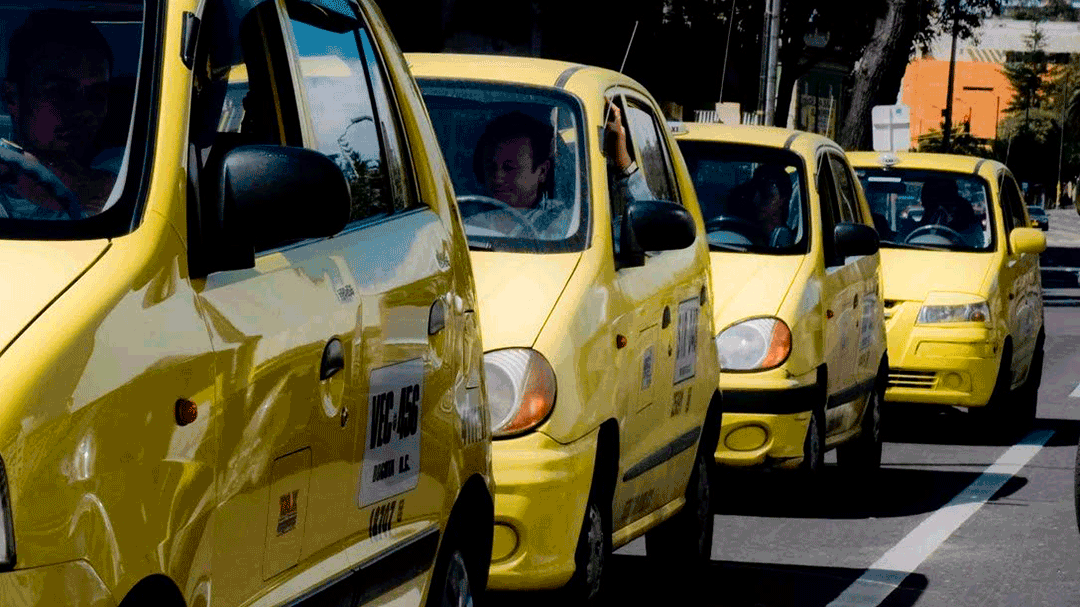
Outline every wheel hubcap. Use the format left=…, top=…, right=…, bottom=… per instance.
left=443, top=551, right=473, bottom=607
left=584, top=505, right=604, bottom=595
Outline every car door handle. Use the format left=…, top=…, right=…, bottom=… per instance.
left=320, top=337, right=345, bottom=381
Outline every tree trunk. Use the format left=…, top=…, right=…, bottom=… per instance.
left=837, top=0, right=921, bottom=150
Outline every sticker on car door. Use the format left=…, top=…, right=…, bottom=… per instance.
left=359, top=358, right=423, bottom=508
left=674, top=297, right=700, bottom=384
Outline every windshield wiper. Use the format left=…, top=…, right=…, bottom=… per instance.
left=708, top=242, right=748, bottom=252
left=881, top=241, right=945, bottom=251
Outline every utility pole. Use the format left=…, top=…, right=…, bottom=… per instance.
left=942, top=0, right=959, bottom=152
left=761, top=0, right=781, bottom=125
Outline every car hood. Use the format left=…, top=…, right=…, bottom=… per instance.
left=880, top=248, right=994, bottom=302
left=0, top=239, right=110, bottom=354
left=709, top=252, right=805, bottom=331
left=470, top=251, right=581, bottom=350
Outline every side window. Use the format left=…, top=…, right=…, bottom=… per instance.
left=623, top=100, right=677, bottom=203
left=287, top=13, right=418, bottom=224
left=189, top=2, right=298, bottom=211
left=829, top=155, right=864, bottom=224
left=1000, top=174, right=1027, bottom=235
left=817, top=157, right=842, bottom=266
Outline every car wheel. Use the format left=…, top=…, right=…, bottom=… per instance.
left=836, top=385, right=883, bottom=472
left=800, top=407, right=826, bottom=474
left=426, top=520, right=480, bottom=607
left=431, top=550, right=474, bottom=607
left=975, top=346, right=1027, bottom=440
left=645, top=446, right=714, bottom=565
left=563, top=495, right=610, bottom=603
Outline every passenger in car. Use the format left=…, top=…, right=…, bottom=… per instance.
left=471, top=103, right=649, bottom=240
left=0, top=10, right=115, bottom=219
left=903, top=177, right=982, bottom=246
left=723, top=165, right=793, bottom=247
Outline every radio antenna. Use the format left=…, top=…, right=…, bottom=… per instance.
left=603, top=20, right=640, bottom=149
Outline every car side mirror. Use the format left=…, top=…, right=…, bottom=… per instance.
left=619, top=199, right=696, bottom=268
left=834, top=222, right=879, bottom=258
left=1010, top=226, right=1047, bottom=255
left=191, top=145, right=350, bottom=278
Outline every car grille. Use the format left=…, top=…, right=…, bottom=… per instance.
left=888, top=369, right=937, bottom=389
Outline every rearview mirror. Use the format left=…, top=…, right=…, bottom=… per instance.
left=1010, top=227, right=1046, bottom=255
left=834, top=222, right=879, bottom=258
left=619, top=199, right=696, bottom=268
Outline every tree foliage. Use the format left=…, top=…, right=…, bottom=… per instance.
left=1002, top=22, right=1050, bottom=114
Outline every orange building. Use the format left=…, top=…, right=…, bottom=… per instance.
left=901, top=56, right=1014, bottom=149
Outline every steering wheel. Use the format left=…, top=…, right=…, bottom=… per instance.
left=904, top=223, right=964, bottom=244
left=0, top=142, right=82, bottom=219
left=705, top=215, right=763, bottom=240
left=0, top=141, right=83, bottom=217
left=456, top=194, right=541, bottom=239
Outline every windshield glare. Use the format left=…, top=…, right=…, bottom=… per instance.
left=416, top=79, right=588, bottom=254
left=856, top=169, right=993, bottom=251
left=678, top=140, right=807, bottom=254
left=0, top=2, right=142, bottom=226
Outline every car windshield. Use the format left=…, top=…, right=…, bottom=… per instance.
left=677, top=139, right=807, bottom=254
left=416, top=79, right=588, bottom=254
left=856, top=168, right=994, bottom=252
left=0, top=1, right=143, bottom=236
left=1028, top=206, right=1046, bottom=217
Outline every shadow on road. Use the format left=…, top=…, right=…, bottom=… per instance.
left=882, top=406, right=1079, bottom=447
left=488, top=557, right=929, bottom=607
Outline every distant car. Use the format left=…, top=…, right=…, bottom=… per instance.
left=1028, top=205, right=1049, bottom=231
left=849, top=151, right=1046, bottom=435
left=671, top=121, right=887, bottom=477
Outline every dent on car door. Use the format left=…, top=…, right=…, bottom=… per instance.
left=283, top=4, right=460, bottom=577
left=186, top=3, right=353, bottom=605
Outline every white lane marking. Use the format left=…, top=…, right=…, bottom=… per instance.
left=826, top=429, right=1054, bottom=607
left=1070, top=382, right=1080, bottom=398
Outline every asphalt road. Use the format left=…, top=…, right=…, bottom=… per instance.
left=479, top=214, right=1080, bottom=607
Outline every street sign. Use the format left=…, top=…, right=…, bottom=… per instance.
left=871, top=104, right=911, bottom=152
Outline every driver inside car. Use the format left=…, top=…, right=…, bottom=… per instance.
left=469, top=103, right=649, bottom=239
left=0, top=9, right=114, bottom=220
left=902, top=177, right=982, bottom=246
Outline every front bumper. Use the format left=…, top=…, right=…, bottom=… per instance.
left=714, top=370, right=818, bottom=470
left=487, top=429, right=597, bottom=591
left=0, top=560, right=116, bottom=606
left=884, top=304, right=1001, bottom=407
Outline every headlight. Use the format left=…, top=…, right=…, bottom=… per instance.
left=917, top=301, right=990, bottom=324
left=715, top=317, right=791, bottom=371
left=483, top=349, right=556, bottom=438
left=0, top=457, right=14, bottom=568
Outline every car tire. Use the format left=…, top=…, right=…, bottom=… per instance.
left=800, top=407, right=826, bottom=474
left=426, top=518, right=481, bottom=607
left=836, top=385, right=883, bottom=472
left=975, top=345, right=1027, bottom=441
left=562, top=494, right=610, bottom=604
left=645, top=446, right=714, bottom=565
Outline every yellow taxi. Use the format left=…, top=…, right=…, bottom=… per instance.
left=672, top=122, right=888, bottom=473
left=407, top=53, right=722, bottom=599
left=848, top=152, right=1045, bottom=431
left=0, top=1, right=492, bottom=606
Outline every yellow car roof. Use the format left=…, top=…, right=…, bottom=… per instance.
left=405, top=52, right=636, bottom=92
left=847, top=151, right=1001, bottom=177
left=672, top=121, right=843, bottom=157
